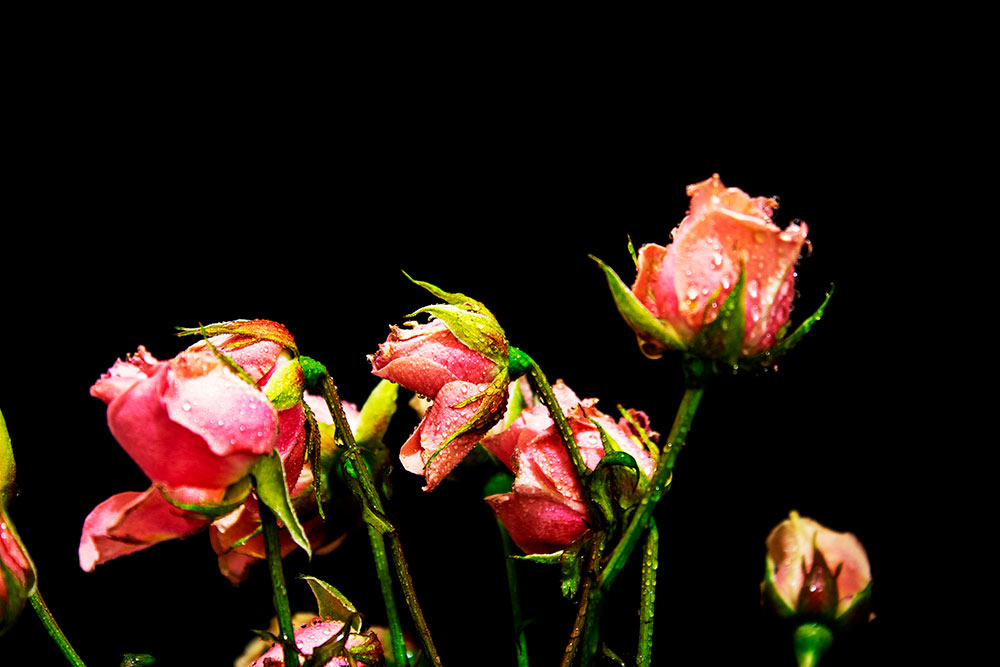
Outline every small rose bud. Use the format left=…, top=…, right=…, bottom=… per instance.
left=762, top=511, right=872, bottom=626
left=1, top=408, right=37, bottom=636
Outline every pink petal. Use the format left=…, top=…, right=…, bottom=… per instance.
left=89, top=346, right=162, bottom=405
left=79, top=487, right=210, bottom=571
left=485, top=492, right=590, bottom=554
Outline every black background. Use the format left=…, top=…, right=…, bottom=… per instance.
left=2, top=41, right=940, bottom=667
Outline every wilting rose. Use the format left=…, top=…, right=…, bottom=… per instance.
left=371, top=318, right=508, bottom=491
left=763, top=511, right=872, bottom=625
left=80, top=320, right=308, bottom=572
left=605, top=174, right=809, bottom=360
left=210, top=393, right=359, bottom=584
left=482, top=381, right=655, bottom=554
left=248, top=616, right=384, bottom=667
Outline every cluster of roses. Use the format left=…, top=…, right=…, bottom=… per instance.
left=1, top=175, right=872, bottom=666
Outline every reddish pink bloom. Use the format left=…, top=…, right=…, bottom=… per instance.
left=371, top=319, right=507, bottom=491
left=80, top=321, right=307, bottom=572
left=764, top=511, right=872, bottom=621
left=250, top=616, right=383, bottom=666
left=482, top=381, right=655, bottom=554
left=630, top=173, right=808, bottom=358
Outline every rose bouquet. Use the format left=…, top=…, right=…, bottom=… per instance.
left=1, top=175, right=877, bottom=666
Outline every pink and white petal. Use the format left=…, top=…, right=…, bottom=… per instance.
left=485, top=492, right=590, bottom=555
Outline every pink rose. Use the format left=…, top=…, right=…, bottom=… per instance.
left=249, top=616, right=383, bottom=666
left=80, top=320, right=308, bottom=572
left=371, top=319, right=507, bottom=491
left=608, top=174, right=809, bottom=359
left=482, top=381, right=655, bottom=554
left=763, top=511, right=872, bottom=624
left=1, top=510, right=35, bottom=635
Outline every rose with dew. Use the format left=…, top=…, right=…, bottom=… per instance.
left=595, top=174, right=822, bottom=365
left=370, top=279, right=509, bottom=491
left=248, top=616, right=384, bottom=667
left=762, top=510, right=873, bottom=626
left=481, top=380, right=656, bottom=554
left=79, top=320, right=310, bottom=572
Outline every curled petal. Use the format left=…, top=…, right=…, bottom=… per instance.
left=485, top=492, right=591, bottom=554
left=79, top=487, right=211, bottom=571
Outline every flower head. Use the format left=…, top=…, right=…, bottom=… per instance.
left=1, top=408, right=36, bottom=636
left=762, top=511, right=873, bottom=626
left=79, top=320, right=310, bottom=572
left=370, top=278, right=509, bottom=491
left=482, top=381, right=655, bottom=554
left=596, top=174, right=821, bottom=366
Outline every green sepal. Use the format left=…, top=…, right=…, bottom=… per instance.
left=559, top=537, right=589, bottom=600
left=591, top=255, right=686, bottom=356
left=265, top=358, right=305, bottom=410
left=301, top=575, right=361, bottom=626
left=503, top=376, right=528, bottom=428
left=692, top=262, right=746, bottom=365
left=195, top=329, right=259, bottom=388
left=157, top=477, right=252, bottom=519
left=341, top=458, right=396, bottom=535
left=299, top=355, right=329, bottom=392
left=511, top=551, right=563, bottom=565
left=251, top=450, right=311, bottom=558
left=626, top=234, right=638, bottom=268
left=588, top=450, right=641, bottom=527
left=404, top=271, right=497, bottom=319
left=742, top=285, right=834, bottom=370
left=1, top=408, right=13, bottom=508
left=120, top=654, right=156, bottom=666
left=354, top=380, right=399, bottom=449
left=403, top=274, right=507, bottom=366
left=422, top=369, right=509, bottom=469
left=762, top=555, right=797, bottom=618
left=836, top=580, right=873, bottom=629
left=175, top=320, right=298, bottom=355
left=1, top=507, right=37, bottom=637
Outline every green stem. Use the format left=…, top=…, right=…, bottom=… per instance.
left=793, top=623, right=834, bottom=667
left=636, top=520, right=658, bottom=667
left=497, top=521, right=529, bottom=667
left=259, top=501, right=299, bottom=667
left=29, top=589, right=87, bottom=667
left=562, top=535, right=604, bottom=667
left=365, top=522, right=408, bottom=667
left=598, top=386, right=704, bottom=596
left=320, top=375, right=442, bottom=667
left=518, top=351, right=588, bottom=480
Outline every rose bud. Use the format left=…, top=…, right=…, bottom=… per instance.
left=370, top=280, right=509, bottom=491
left=482, top=381, right=655, bottom=554
left=1, top=408, right=36, bottom=636
left=595, top=174, right=815, bottom=365
left=80, top=320, right=310, bottom=571
left=762, top=511, right=873, bottom=627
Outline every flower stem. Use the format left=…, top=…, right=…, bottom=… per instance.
left=562, top=535, right=604, bottom=667
left=793, top=622, right=834, bottom=667
left=259, top=500, right=299, bottom=667
left=320, top=374, right=442, bottom=667
left=636, top=520, right=658, bottom=667
left=29, top=589, right=87, bottom=667
left=496, top=520, right=529, bottom=667
left=365, top=521, right=408, bottom=667
left=598, top=386, right=704, bottom=596
left=516, top=349, right=588, bottom=481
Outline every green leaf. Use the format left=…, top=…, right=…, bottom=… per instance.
left=591, top=255, right=686, bottom=357
left=412, top=304, right=508, bottom=366
left=559, top=538, right=588, bottom=600
left=120, top=654, right=156, bottom=666
left=354, top=380, right=399, bottom=448
left=301, top=575, right=360, bottom=625
left=482, top=471, right=514, bottom=498
left=251, top=450, right=311, bottom=558
left=511, top=551, right=563, bottom=565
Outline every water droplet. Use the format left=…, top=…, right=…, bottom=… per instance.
left=182, top=403, right=192, bottom=412
left=748, top=279, right=759, bottom=299
left=686, top=285, right=699, bottom=301
left=754, top=231, right=766, bottom=243
left=217, top=419, right=225, bottom=426
left=711, top=252, right=723, bottom=267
